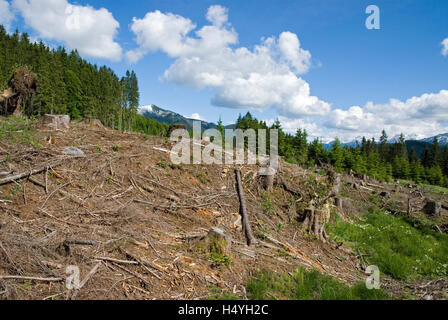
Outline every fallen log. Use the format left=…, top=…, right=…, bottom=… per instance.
left=0, top=275, right=63, bottom=282
left=235, top=169, right=256, bottom=246
left=0, top=166, right=50, bottom=186
left=0, top=157, right=81, bottom=186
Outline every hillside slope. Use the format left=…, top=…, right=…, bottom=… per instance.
left=0, top=117, right=447, bottom=300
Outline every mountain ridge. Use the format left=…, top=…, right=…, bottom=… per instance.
left=139, top=104, right=235, bottom=131
left=140, top=104, right=447, bottom=148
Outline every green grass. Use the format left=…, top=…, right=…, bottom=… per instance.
left=0, top=116, right=41, bottom=147
left=420, top=184, right=448, bottom=195
left=209, top=252, right=232, bottom=267
left=247, top=268, right=390, bottom=300
left=329, top=209, right=448, bottom=280
left=157, top=160, right=183, bottom=170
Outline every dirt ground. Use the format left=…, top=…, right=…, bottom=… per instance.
left=0, top=120, right=446, bottom=300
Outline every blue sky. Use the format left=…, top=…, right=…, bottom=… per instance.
left=2, top=0, right=448, bottom=141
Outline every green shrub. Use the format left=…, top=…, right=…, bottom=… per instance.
left=329, top=210, right=448, bottom=280
left=247, top=268, right=390, bottom=300
left=209, top=252, right=232, bottom=267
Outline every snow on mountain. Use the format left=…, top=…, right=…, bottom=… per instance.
left=388, top=133, right=424, bottom=143
left=421, top=133, right=448, bottom=145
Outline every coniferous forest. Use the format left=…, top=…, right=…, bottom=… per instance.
left=0, top=26, right=168, bottom=136
left=235, top=112, right=448, bottom=188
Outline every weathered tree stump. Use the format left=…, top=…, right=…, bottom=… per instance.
left=202, top=227, right=232, bottom=255
left=424, top=200, right=442, bottom=216
left=261, top=167, right=277, bottom=192
left=334, top=197, right=343, bottom=210
left=38, top=114, right=70, bottom=131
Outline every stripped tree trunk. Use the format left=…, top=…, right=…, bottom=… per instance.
left=235, top=169, right=256, bottom=246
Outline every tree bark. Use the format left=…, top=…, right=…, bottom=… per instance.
left=235, top=169, right=256, bottom=246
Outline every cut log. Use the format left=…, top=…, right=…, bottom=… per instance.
left=0, top=165, right=54, bottom=186
left=235, top=169, right=256, bottom=246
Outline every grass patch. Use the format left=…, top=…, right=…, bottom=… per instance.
left=329, top=209, right=448, bottom=280
left=420, top=184, right=448, bottom=195
left=247, top=268, right=390, bottom=300
left=261, top=192, right=275, bottom=216
left=209, top=252, right=232, bottom=267
left=196, top=171, right=207, bottom=184
left=157, top=160, right=182, bottom=170
left=0, top=116, right=41, bottom=147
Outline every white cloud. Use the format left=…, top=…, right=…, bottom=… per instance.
left=442, top=38, right=448, bottom=56
left=188, top=113, right=206, bottom=121
left=206, top=5, right=228, bottom=28
left=0, top=0, right=14, bottom=31
left=127, top=5, right=328, bottom=117
left=322, top=90, right=448, bottom=142
left=259, top=90, right=448, bottom=143
left=278, top=31, right=311, bottom=74
left=12, top=0, right=122, bottom=61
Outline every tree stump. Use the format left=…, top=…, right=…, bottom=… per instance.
left=38, top=114, right=70, bottom=131
left=203, top=227, right=232, bottom=255
left=334, top=197, right=343, bottom=210
left=424, top=200, right=442, bottom=216
left=301, top=205, right=330, bottom=242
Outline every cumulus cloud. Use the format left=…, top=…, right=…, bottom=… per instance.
left=12, top=0, right=122, bottom=61
left=442, top=38, right=448, bottom=56
left=127, top=5, right=328, bottom=117
left=188, top=113, right=206, bottom=121
left=0, top=0, right=14, bottom=31
left=319, top=90, right=448, bottom=142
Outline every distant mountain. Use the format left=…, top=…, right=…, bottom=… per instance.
left=322, top=139, right=360, bottom=150
left=139, top=105, right=233, bottom=131
left=420, top=133, right=448, bottom=145
left=388, top=133, right=423, bottom=143
left=323, top=133, right=448, bottom=156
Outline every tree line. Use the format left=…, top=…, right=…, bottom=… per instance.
left=2, top=26, right=446, bottom=187
left=235, top=112, right=448, bottom=188
left=0, top=26, right=168, bottom=135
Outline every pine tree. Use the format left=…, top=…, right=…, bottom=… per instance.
left=65, top=70, right=82, bottom=119
left=430, top=137, right=442, bottom=168
left=421, top=144, right=431, bottom=168
left=330, top=138, right=344, bottom=171
left=409, top=147, right=419, bottom=163
left=294, top=128, right=308, bottom=164
left=379, top=129, right=389, bottom=162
